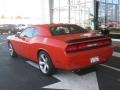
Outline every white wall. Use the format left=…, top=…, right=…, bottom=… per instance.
left=0, top=0, right=50, bottom=24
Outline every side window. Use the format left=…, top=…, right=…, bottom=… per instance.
left=20, top=27, right=38, bottom=37
left=32, top=28, right=38, bottom=37
left=20, top=29, right=29, bottom=37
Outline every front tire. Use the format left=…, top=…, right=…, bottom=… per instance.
left=38, top=51, right=56, bottom=75
left=8, top=42, right=17, bottom=57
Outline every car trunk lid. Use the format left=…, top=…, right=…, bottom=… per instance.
left=52, top=33, right=112, bottom=53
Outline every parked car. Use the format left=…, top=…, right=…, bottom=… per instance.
left=7, top=24, right=113, bottom=75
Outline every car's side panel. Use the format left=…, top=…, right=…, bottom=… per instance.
left=17, top=35, right=113, bottom=70
left=19, top=37, right=32, bottom=58
left=27, top=36, right=67, bottom=63
left=8, top=36, right=24, bottom=56
left=8, top=35, right=32, bottom=58
left=7, top=24, right=113, bottom=70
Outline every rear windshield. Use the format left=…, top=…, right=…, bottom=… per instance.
left=50, top=25, right=88, bottom=36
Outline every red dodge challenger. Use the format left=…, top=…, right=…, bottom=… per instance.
left=7, top=24, right=113, bottom=75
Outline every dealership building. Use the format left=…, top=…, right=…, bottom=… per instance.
left=0, top=0, right=120, bottom=31
left=49, top=0, right=120, bottom=29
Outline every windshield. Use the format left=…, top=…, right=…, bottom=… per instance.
left=50, top=25, right=88, bottom=36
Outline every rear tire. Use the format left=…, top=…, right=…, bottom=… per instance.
left=8, top=42, right=17, bottom=57
left=38, top=51, right=56, bottom=75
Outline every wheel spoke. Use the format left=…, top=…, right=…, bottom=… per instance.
left=45, top=64, right=49, bottom=69
left=39, top=61, right=45, bottom=65
left=40, top=54, right=47, bottom=62
left=43, top=64, right=48, bottom=72
left=9, top=48, right=12, bottom=51
left=8, top=44, right=13, bottom=55
left=39, top=53, right=50, bottom=74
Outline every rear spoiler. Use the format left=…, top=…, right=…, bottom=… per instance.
left=66, top=36, right=107, bottom=43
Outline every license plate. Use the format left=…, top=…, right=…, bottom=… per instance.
left=90, top=56, right=100, bottom=63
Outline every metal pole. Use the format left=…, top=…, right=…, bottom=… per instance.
left=49, top=0, right=54, bottom=23
left=118, top=0, right=120, bottom=26
left=94, top=0, right=99, bottom=30
left=58, top=0, right=60, bottom=23
left=68, top=0, right=71, bottom=23
left=79, top=0, right=80, bottom=25
left=105, top=0, right=107, bottom=26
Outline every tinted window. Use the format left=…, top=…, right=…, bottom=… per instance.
left=20, top=27, right=38, bottom=37
left=32, top=28, right=38, bottom=36
left=50, top=25, right=88, bottom=36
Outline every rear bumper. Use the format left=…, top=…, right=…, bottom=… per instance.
left=56, top=46, right=113, bottom=70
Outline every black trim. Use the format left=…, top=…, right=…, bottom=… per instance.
left=66, top=36, right=107, bottom=43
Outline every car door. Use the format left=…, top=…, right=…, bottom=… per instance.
left=16, top=28, right=34, bottom=57
left=12, top=29, right=28, bottom=56
left=26, top=28, right=39, bottom=60
left=22, top=28, right=39, bottom=59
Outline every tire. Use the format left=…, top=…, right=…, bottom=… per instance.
left=8, top=42, right=17, bottom=57
left=38, top=51, right=56, bottom=75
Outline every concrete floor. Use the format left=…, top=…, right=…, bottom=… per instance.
left=0, top=35, right=120, bottom=90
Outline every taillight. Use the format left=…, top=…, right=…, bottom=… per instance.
left=66, top=44, right=87, bottom=52
left=66, top=39, right=112, bottom=53
left=97, top=39, right=111, bottom=46
left=78, top=44, right=87, bottom=49
left=66, top=45, right=78, bottom=52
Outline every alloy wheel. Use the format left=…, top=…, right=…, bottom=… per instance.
left=8, top=43, right=14, bottom=56
left=39, top=54, right=49, bottom=74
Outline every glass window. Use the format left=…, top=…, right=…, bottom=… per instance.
left=20, top=27, right=38, bottom=37
left=86, top=0, right=93, bottom=3
left=86, top=3, right=92, bottom=8
left=101, top=0, right=105, bottom=3
left=79, top=0, right=85, bottom=3
left=113, top=0, right=118, bottom=4
left=107, top=0, right=112, bottom=3
left=32, top=28, right=38, bottom=36
left=50, top=25, right=88, bottom=36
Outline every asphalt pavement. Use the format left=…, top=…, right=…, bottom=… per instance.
left=0, top=35, right=120, bottom=90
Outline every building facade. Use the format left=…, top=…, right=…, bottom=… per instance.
left=52, top=0, right=120, bottom=29
left=99, top=0, right=120, bottom=27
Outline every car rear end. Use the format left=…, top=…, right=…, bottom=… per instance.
left=62, top=36, right=113, bottom=70
left=49, top=24, right=113, bottom=70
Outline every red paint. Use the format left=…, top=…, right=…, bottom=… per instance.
left=7, top=24, right=113, bottom=70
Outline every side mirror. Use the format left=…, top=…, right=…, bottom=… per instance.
left=15, top=32, right=21, bottom=37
